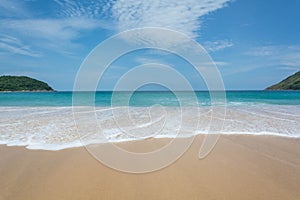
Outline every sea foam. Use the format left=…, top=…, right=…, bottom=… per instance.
left=0, top=105, right=299, bottom=150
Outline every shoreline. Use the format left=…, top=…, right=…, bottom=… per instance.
left=1, top=135, right=300, bottom=199
left=0, top=90, right=56, bottom=93
left=0, top=105, right=299, bottom=151
left=1, top=132, right=300, bottom=151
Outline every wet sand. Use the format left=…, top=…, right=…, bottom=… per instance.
left=0, top=135, right=300, bottom=200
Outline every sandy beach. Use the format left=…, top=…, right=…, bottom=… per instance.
left=0, top=135, right=300, bottom=200
left=1, top=0, right=299, bottom=199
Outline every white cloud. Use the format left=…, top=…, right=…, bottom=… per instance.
left=110, top=0, right=232, bottom=39
left=0, top=17, right=106, bottom=55
left=94, top=0, right=233, bottom=51
left=246, top=45, right=300, bottom=69
left=52, top=0, right=233, bottom=50
left=1, top=18, right=100, bottom=42
left=54, top=0, right=102, bottom=18
left=246, top=46, right=277, bottom=56
left=222, top=45, right=300, bottom=76
left=0, top=34, right=21, bottom=45
left=0, top=0, right=233, bottom=56
left=278, top=66, right=299, bottom=71
left=0, top=1, right=113, bottom=55
left=204, top=40, right=234, bottom=52
left=0, top=34, right=40, bottom=57
left=136, top=57, right=160, bottom=63
left=54, top=0, right=233, bottom=38
left=0, top=0, right=29, bottom=17
left=212, top=61, right=228, bottom=66
left=135, top=57, right=172, bottom=66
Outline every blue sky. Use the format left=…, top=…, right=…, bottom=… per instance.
left=0, top=0, right=299, bottom=90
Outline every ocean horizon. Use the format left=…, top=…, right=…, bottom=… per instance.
left=0, top=90, right=299, bottom=107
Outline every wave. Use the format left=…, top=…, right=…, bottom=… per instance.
left=0, top=105, right=299, bottom=150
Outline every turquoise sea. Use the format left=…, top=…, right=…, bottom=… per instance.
left=0, top=91, right=299, bottom=106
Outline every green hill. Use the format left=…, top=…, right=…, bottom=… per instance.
left=266, top=71, right=300, bottom=90
left=0, top=75, right=54, bottom=91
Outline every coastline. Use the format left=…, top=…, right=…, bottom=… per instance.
left=0, top=104, right=299, bottom=150
left=0, top=90, right=56, bottom=93
left=1, top=135, right=300, bottom=200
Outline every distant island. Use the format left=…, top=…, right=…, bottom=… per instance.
left=266, top=71, right=300, bottom=90
left=0, top=75, right=54, bottom=92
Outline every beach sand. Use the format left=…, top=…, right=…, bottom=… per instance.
left=0, top=135, right=300, bottom=200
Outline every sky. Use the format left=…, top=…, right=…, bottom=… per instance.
left=0, top=0, right=299, bottom=91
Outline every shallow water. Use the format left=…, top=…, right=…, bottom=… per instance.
left=0, top=104, right=299, bottom=150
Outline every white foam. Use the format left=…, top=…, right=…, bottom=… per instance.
left=0, top=105, right=299, bottom=150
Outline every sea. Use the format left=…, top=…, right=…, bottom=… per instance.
left=0, top=91, right=299, bottom=150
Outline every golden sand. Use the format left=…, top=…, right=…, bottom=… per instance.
left=0, top=135, right=300, bottom=200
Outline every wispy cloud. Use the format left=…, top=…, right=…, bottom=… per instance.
left=223, top=45, right=300, bottom=77
left=0, top=0, right=29, bottom=17
left=0, top=0, right=233, bottom=56
left=246, top=45, right=300, bottom=70
left=212, top=61, right=229, bottom=66
left=110, top=0, right=232, bottom=39
left=0, top=17, right=106, bottom=55
left=203, top=40, right=234, bottom=52
left=51, top=0, right=233, bottom=50
left=245, top=45, right=277, bottom=56
left=54, top=0, right=106, bottom=18
left=135, top=57, right=171, bottom=65
left=0, top=1, right=112, bottom=55
left=1, top=18, right=100, bottom=41
left=53, top=0, right=232, bottom=39
left=0, top=34, right=40, bottom=57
